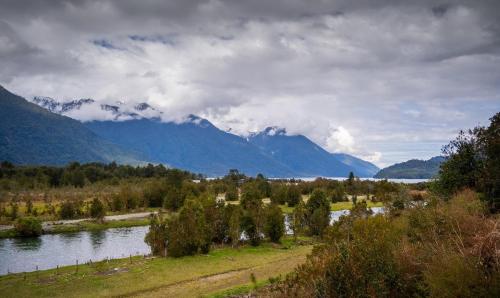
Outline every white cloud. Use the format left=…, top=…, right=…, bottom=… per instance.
left=1, top=0, right=500, bottom=167
left=326, top=126, right=355, bottom=153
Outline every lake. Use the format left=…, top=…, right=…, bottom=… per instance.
left=1, top=207, right=385, bottom=275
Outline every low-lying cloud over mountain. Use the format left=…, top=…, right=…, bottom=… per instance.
left=1, top=0, right=500, bottom=166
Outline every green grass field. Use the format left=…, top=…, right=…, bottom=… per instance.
left=0, top=238, right=313, bottom=298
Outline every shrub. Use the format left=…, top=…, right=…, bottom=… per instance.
left=286, top=185, right=301, bottom=207
left=90, top=198, right=105, bottom=221
left=143, top=180, right=167, bottom=207
left=264, top=204, right=285, bottom=243
left=59, top=200, right=77, bottom=219
left=15, top=217, right=42, bottom=237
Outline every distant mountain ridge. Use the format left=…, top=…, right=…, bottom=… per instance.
left=0, top=86, right=142, bottom=165
left=0, top=86, right=380, bottom=177
left=374, top=156, right=445, bottom=179
left=31, top=96, right=162, bottom=120
left=248, top=127, right=379, bottom=177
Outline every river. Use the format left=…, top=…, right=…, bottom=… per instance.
left=0, top=207, right=385, bottom=275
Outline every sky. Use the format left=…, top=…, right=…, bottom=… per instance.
left=1, top=0, right=499, bottom=167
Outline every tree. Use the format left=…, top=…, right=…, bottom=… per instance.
left=270, top=184, right=287, bottom=205
left=228, top=205, right=243, bottom=247
left=347, top=171, right=355, bottom=185
left=225, top=184, right=239, bottom=201
left=144, top=213, right=168, bottom=256
left=306, top=189, right=330, bottom=236
left=437, top=112, right=500, bottom=212
left=15, top=217, right=42, bottom=237
left=291, top=200, right=307, bottom=242
left=90, top=197, right=105, bottom=222
left=286, top=185, right=301, bottom=207
left=264, top=204, right=285, bottom=243
left=241, top=213, right=261, bottom=246
left=167, top=199, right=210, bottom=257
left=240, top=183, right=264, bottom=245
left=143, top=180, right=167, bottom=207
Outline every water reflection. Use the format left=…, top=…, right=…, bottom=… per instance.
left=90, top=230, right=105, bottom=249
left=0, top=226, right=150, bottom=275
left=12, top=237, right=42, bottom=251
left=1, top=208, right=386, bottom=276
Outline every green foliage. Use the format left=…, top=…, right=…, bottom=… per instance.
left=374, top=156, right=445, bottom=179
left=143, top=180, right=167, bottom=207
left=90, top=198, right=105, bottom=221
left=167, top=199, right=210, bottom=256
left=144, top=213, right=168, bottom=256
left=241, top=213, right=261, bottom=246
left=267, top=190, right=500, bottom=297
left=264, top=204, right=285, bottom=243
left=225, top=184, right=239, bottom=201
left=26, top=199, right=33, bottom=215
left=15, top=216, right=42, bottom=237
left=9, top=201, right=18, bottom=220
left=290, top=200, right=307, bottom=241
left=270, top=184, right=287, bottom=205
left=228, top=204, right=243, bottom=246
left=59, top=200, right=78, bottom=219
left=286, top=185, right=301, bottom=207
left=436, top=112, right=500, bottom=212
left=305, top=189, right=331, bottom=236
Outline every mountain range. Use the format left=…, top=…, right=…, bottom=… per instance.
left=0, top=85, right=380, bottom=177
left=0, top=86, right=141, bottom=165
left=374, top=156, right=446, bottom=179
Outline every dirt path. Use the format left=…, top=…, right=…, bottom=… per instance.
left=0, top=211, right=157, bottom=231
left=130, top=252, right=307, bottom=297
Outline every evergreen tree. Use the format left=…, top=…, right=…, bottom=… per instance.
left=264, top=204, right=285, bottom=243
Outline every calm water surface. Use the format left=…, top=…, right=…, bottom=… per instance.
left=1, top=207, right=385, bottom=275
left=0, top=226, right=150, bottom=275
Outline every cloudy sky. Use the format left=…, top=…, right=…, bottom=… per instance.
left=1, top=0, right=499, bottom=167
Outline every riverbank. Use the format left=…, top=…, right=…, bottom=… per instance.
left=0, top=237, right=313, bottom=297
left=0, top=211, right=156, bottom=239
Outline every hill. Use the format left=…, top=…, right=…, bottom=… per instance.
left=248, top=127, right=379, bottom=177
left=0, top=86, right=141, bottom=165
left=21, top=88, right=380, bottom=177
left=374, top=156, right=445, bottom=179
left=84, top=118, right=295, bottom=177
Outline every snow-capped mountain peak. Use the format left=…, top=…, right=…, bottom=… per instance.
left=31, top=96, right=161, bottom=121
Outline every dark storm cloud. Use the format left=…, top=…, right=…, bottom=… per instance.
left=0, top=0, right=499, bottom=166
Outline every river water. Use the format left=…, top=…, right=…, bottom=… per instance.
left=0, top=207, right=385, bottom=275
left=0, top=226, right=150, bottom=275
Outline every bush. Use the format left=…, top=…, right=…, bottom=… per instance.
left=59, top=200, right=77, bottom=219
left=264, top=190, right=500, bottom=297
left=306, top=189, right=331, bottom=236
left=143, top=180, right=167, bottom=207
left=264, top=204, right=285, bottom=243
left=270, top=184, right=287, bottom=205
left=286, top=185, right=301, bottom=207
left=90, top=198, right=105, bottom=221
left=241, top=213, right=261, bottom=246
left=15, top=217, right=42, bottom=237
